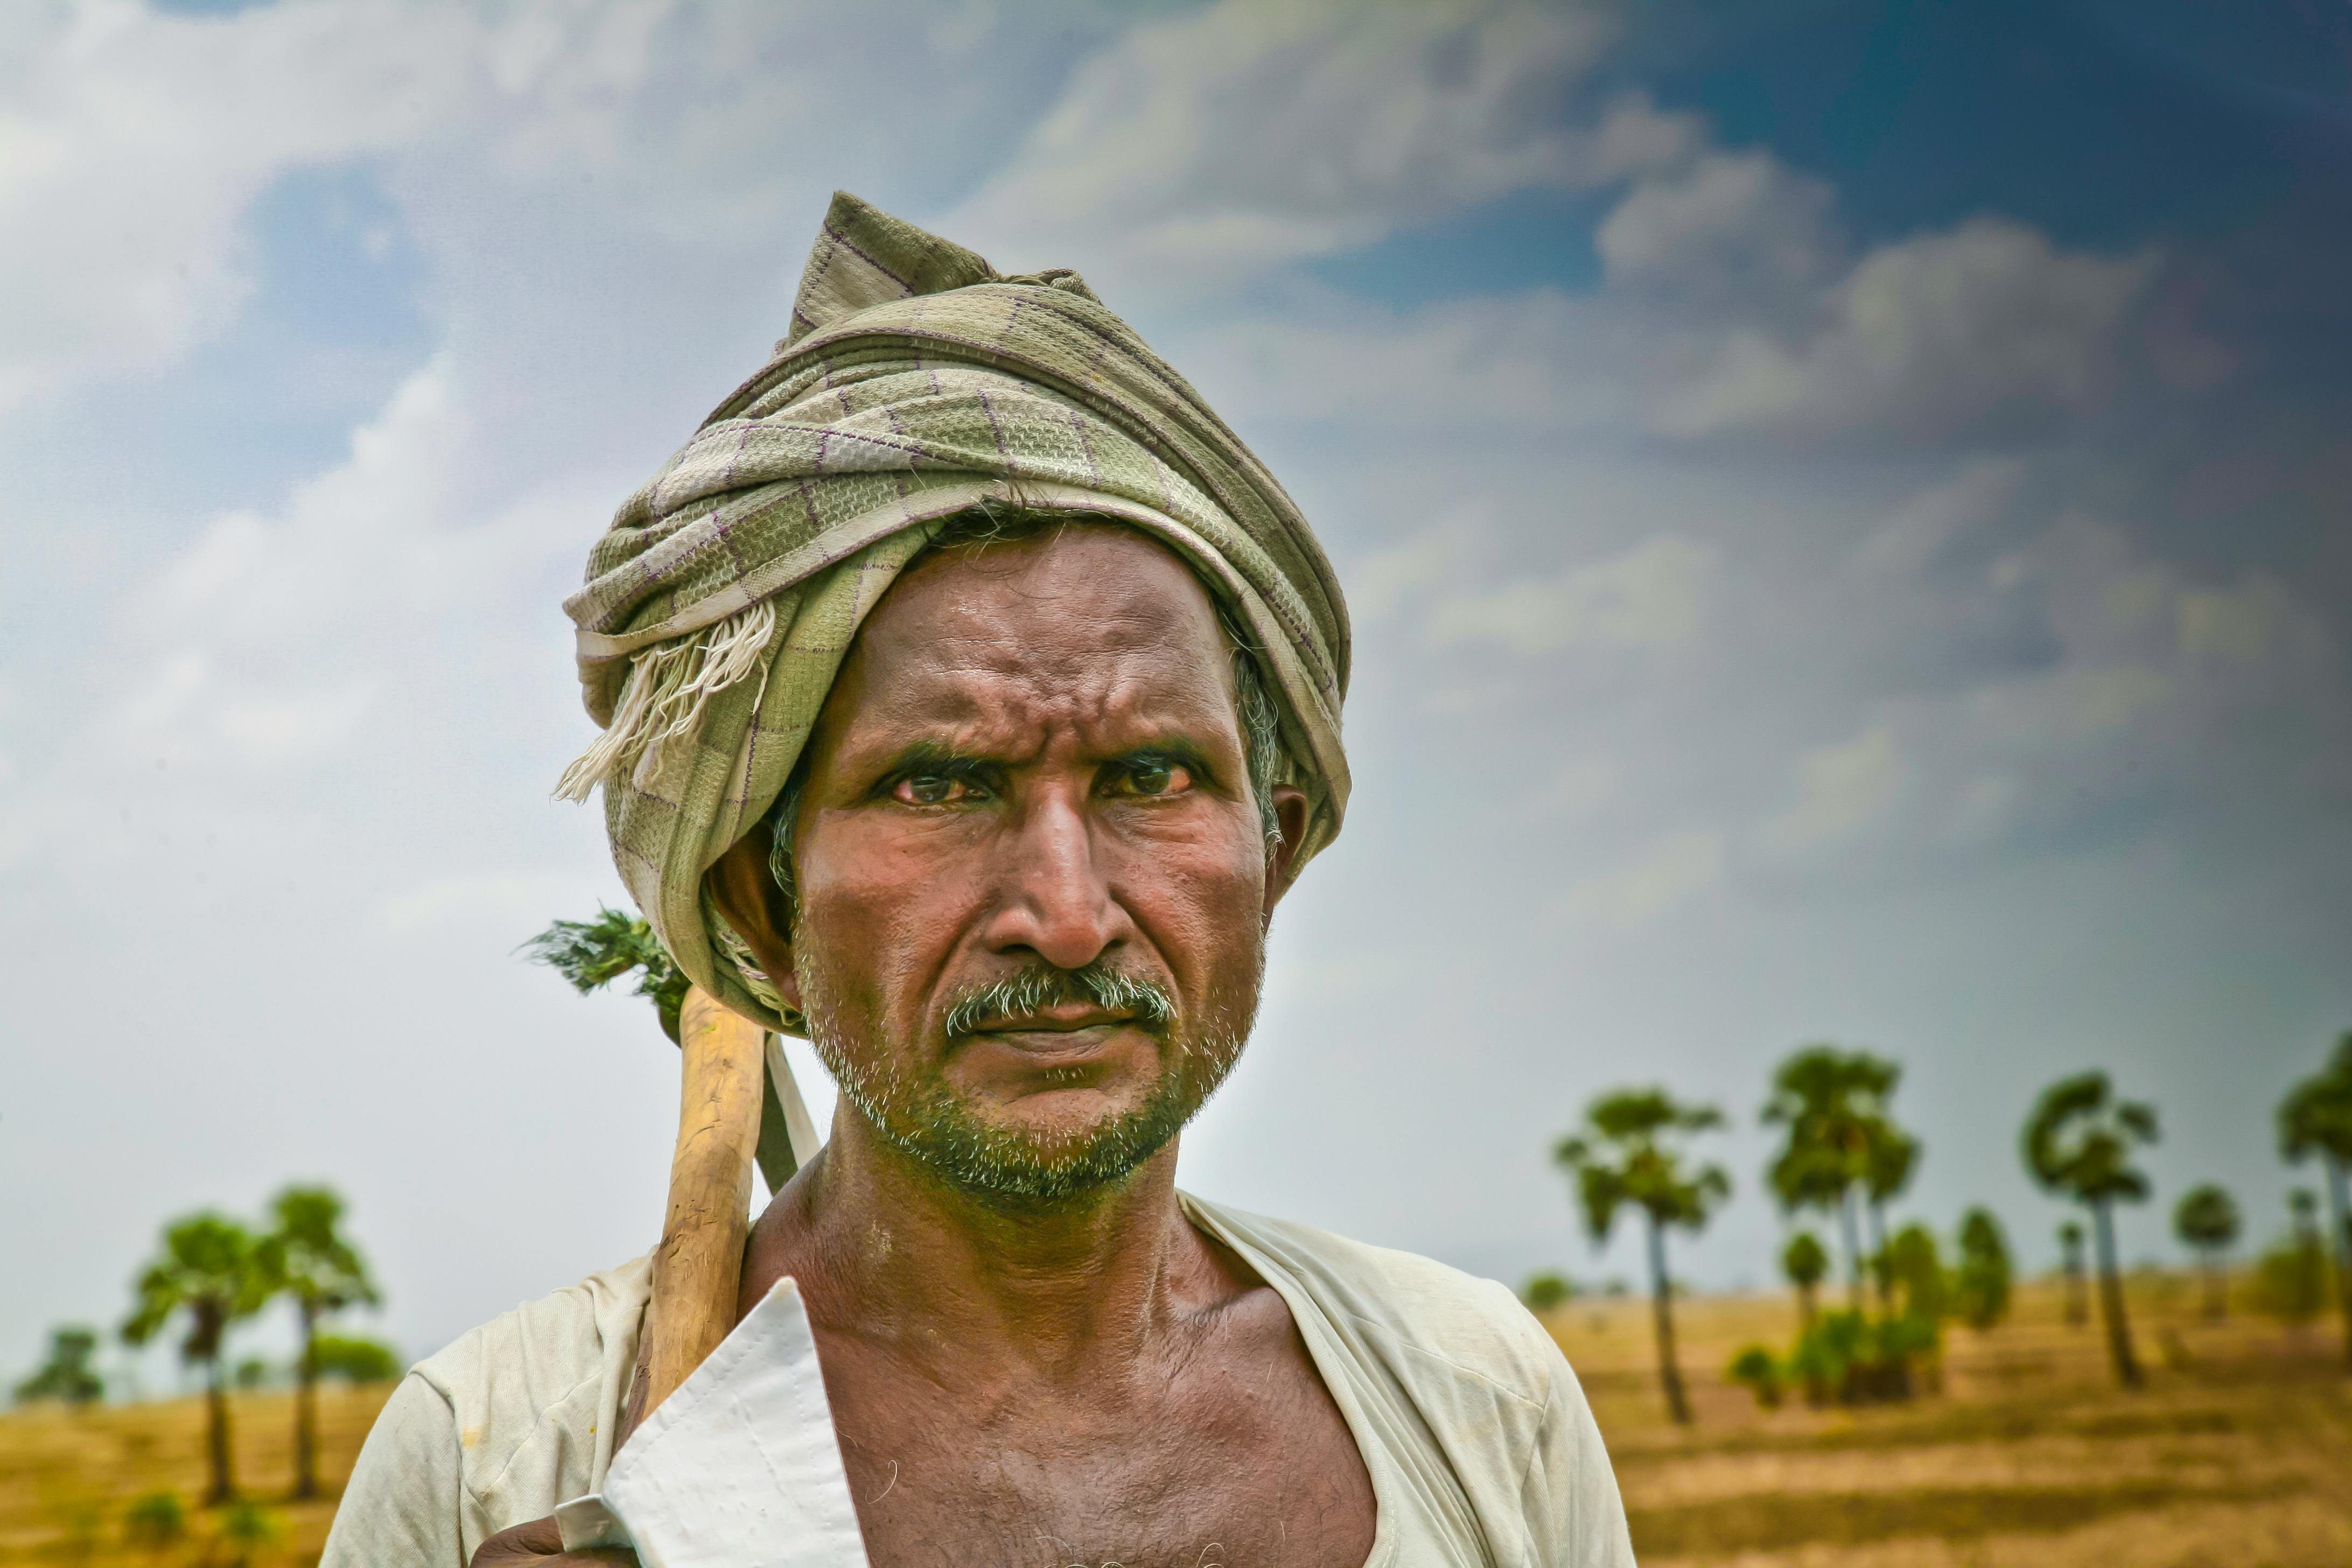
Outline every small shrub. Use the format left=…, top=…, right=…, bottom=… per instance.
left=312, top=1333, right=402, bottom=1383
left=1726, top=1344, right=1783, bottom=1408
left=1784, top=1309, right=1935, bottom=1405
left=122, top=1491, right=186, bottom=1550
left=2251, top=1235, right=2326, bottom=1325
left=212, top=1500, right=281, bottom=1568
left=1955, top=1208, right=2012, bottom=1329
left=1521, top=1271, right=1576, bottom=1312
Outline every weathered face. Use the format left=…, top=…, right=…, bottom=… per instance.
left=715, top=523, right=1305, bottom=1203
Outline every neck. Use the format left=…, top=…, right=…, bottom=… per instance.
left=743, top=1106, right=1215, bottom=1384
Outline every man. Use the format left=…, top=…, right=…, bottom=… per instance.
left=325, top=194, right=1634, bottom=1567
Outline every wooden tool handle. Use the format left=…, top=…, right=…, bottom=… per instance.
left=632, top=985, right=768, bottom=1427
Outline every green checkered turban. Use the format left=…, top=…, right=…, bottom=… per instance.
left=559, top=193, right=1352, bottom=1033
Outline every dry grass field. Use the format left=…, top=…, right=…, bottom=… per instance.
left=2, top=1275, right=2344, bottom=1565
left=1548, top=1277, right=2352, bottom=1567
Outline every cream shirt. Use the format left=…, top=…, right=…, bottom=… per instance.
left=322, top=1195, right=1636, bottom=1567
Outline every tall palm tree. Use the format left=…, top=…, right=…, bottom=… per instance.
left=122, top=1215, right=269, bottom=1503
left=522, top=906, right=689, bottom=1043
left=258, top=1187, right=380, bottom=1500
left=1554, top=1089, right=1730, bottom=1424
left=1761, top=1046, right=1907, bottom=1311
left=2023, top=1071, right=2158, bottom=1389
left=2171, top=1184, right=2240, bottom=1321
left=2278, top=1031, right=2352, bottom=1368
left=1781, top=1231, right=1828, bottom=1328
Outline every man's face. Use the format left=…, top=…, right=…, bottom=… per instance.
left=731, top=524, right=1304, bottom=1203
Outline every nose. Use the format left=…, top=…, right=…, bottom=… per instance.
left=978, top=782, right=1131, bottom=971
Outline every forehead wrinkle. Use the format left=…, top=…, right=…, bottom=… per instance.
left=844, top=636, right=1231, bottom=767
left=831, top=528, right=1240, bottom=767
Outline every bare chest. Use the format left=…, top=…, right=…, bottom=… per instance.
left=823, top=1336, right=1377, bottom=1568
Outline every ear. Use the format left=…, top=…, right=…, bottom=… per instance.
left=705, top=822, right=804, bottom=1018
left=1261, top=785, right=1312, bottom=922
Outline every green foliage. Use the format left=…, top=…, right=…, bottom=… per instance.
left=522, top=905, right=689, bottom=1043
left=1726, top=1345, right=1782, bottom=1408
left=1781, top=1231, right=1828, bottom=1291
left=1954, top=1208, right=2012, bottom=1330
left=120, top=1214, right=269, bottom=1367
left=1761, top=1046, right=1904, bottom=1216
left=232, top=1357, right=271, bottom=1391
left=311, top=1333, right=401, bottom=1383
left=14, top=1326, right=104, bottom=1406
left=2252, top=1233, right=2327, bottom=1325
left=1885, top=1223, right=1948, bottom=1322
left=258, top=1186, right=380, bottom=1326
left=121, top=1490, right=186, bottom=1549
left=122, top=1212, right=271, bottom=1504
left=2277, top=1030, right=2352, bottom=1167
left=1784, top=1308, right=1936, bottom=1405
left=1521, top=1272, right=1576, bottom=1312
left=2021, top=1072, right=2158, bottom=1205
left=1553, top=1088, right=1731, bottom=1243
left=212, top=1499, right=281, bottom=1567
left=2173, top=1184, right=2241, bottom=1253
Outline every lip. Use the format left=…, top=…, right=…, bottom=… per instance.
left=956, top=1009, right=1141, bottom=1062
left=962, top=1002, right=1136, bottom=1035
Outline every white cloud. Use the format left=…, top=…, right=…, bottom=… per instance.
left=1762, top=724, right=1907, bottom=855
left=1426, top=535, right=1716, bottom=654
left=0, top=0, right=473, bottom=411
left=1597, top=149, right=1835, bottom=295
left=943, top=0, right=1665, bottom=287
left=1853, top=457, right=2023, bottom=579
left=1653, top=218, right=2156, bottom=438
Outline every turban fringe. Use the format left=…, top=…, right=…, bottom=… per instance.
left=561, top=193, right=1352, bottom=1033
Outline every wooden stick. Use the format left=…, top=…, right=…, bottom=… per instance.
left=631, top=984, right=768, bottom=1429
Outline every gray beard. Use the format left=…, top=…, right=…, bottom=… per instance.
left=797, top=954, right=1255, bottom=1205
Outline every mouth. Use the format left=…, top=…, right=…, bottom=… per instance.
left=959, top=1002, right=1138, bottom=1048
left=960, top=1006, right=1133, bottom=1044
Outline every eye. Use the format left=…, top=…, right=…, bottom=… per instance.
left=893, top=774, right=975, bottom=806
left=1116, top=759, right=1194, bottom=797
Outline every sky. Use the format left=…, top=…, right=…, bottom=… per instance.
left=3, top=0, right=2349, bottom=1385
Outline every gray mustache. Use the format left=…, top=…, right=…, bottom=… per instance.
left=941, top=962, right=1176, bottom=1040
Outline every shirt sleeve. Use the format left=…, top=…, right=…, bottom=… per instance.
left=320, top=1373, right=470, bottom=1568
left=1519, top=1347, right=1637, bottom=1567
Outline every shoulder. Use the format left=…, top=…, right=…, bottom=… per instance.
left=412, top=1254, right=650, bottom=1435
left=411, top=1255, right=651, bottom=1492
left=329, top=1256, right=650, bottom=1564
left=1185, top=1196, right=1563, bottom=1410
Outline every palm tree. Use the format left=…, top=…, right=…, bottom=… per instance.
left=14, top=1327, right=104, bottom=1406
left=257, top=1187, right=380, bottom=1500
left=1955, top=1208, right=2011, bottom=1331
left=523, top=905, right=689, bottom=1042
left=122, top=1215, right=269, bottom=1503
left=1781, top=1231, right=1828, bottom=1328
left=2171, top=1184, right=2240, bottom=1321
left=1554, top=1088, right=1730, bottom=1424
left=1761, top=1046, right=1906, bottom=1312
left=2278, top=1031, right=2352, bottom=1368
left=2023, top=1071, right=2158, bottom=1389
left=2057, top=1219, right=2089, bottom=1325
